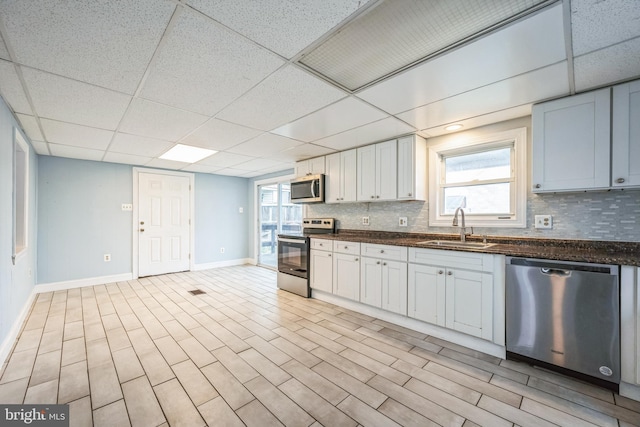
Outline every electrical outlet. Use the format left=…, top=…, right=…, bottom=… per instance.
left=534, top=214, right=553, bottom=229
left=104, top=254, right=111, bottom=262
left=362, top=216, right=370, bottom=226
left=121, top=203, right=133, bottom=211
left=220, top=247, right=225, bottom=253
left=399, top=217, right=408, bottom=227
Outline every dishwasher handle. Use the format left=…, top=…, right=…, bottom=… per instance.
left=540, top=267, right=571, bottom=277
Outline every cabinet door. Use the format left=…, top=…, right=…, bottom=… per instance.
left=325, top=153, right=341, bottom=204
left=294, top=160, right=309, bottom=178
left=376, top=139, right=397, bottom=200
left=310, top=250, right=332, bottom=293
left=381, top=260, right=408, bottom=315
left=357, top=145, right=377, bottom=201
left=309, top=157, right=326, bottom=175
left=612, top=80, right=640, bottom=188
left=445, top=269, right=493, bottom=341
left=407, top=264, right=445, bottom=326
left=360, top=257, right=382, bottom=308
left=341, top=149, right=358, bottom=202
left=397, top=135, right=427, bottom=200
left=333, top=253, right=360, bottom=300
left=532, top=88, right=611, bottom=192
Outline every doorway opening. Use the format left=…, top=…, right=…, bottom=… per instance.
left=257, top=181, right=302, bottom=268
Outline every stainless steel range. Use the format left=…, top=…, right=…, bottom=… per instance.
left=276, top=218, right=334, bottom=297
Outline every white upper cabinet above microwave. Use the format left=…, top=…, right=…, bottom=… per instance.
left=532, top=88, right=611, bottom=192
left=612, top=80, right=640, bottom=189
left=532, top=78, right=640, bottom=193
left=295, top=157, right=326, bottom=178
left=325, top=149, right=357, bottom=203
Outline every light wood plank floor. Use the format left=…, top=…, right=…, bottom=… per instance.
left=1, top=265, right=639, bottom=426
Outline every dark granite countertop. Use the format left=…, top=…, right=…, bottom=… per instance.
left=306, top=230, right=640, bottom=266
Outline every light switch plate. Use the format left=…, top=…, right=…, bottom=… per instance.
left=534, top=214, right=553, bottom=229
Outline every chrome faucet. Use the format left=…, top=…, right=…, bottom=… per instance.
left=452, top=207, right=471, bottom=242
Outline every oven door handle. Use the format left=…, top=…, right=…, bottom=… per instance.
left=278, top=238, right=307, bottom=244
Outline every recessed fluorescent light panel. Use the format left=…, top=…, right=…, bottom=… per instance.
left=445, top=124, right=464, bottom=131
left=159, top=144, right=217, bottom=163
left=299, top=0, right=549, bottom=91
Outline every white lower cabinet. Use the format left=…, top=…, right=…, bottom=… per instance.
left=359, top=244, right=408, bottom=315
left=333, top=252, right=360, bottom=300
left=408, top=248, right=495, bottom=341
left=360, top=257, right=382, bottom=308
left=381, top=260, right=408, bottom=315
left=309, top=248, right=332, bottom=293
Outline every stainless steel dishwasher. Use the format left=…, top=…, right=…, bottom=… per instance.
left=506, top=257, right=620, bottom=389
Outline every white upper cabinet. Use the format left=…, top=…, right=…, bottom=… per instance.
left=357, top=139, right=397, bottom=201
left=325, top=149, right=357, bottom=203
left=295, top=156, right=325, bottom=178
left=612, top=80, right=640, bottom=189
left=397, top=135, right=427, bottom=201
left=532, top=88, right=611, bottom=192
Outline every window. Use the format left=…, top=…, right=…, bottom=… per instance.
left=13, top=129, right=29, bottom=263
left=428, top=127, right=527, bottom=228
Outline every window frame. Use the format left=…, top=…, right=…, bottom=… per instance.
left=428, top=127, right=527, bottom=228
left=13, top=128, right=29, bottom=264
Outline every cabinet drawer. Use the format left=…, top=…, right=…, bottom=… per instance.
left=361, top=243, right=407, bottom=262
left=310, top=238, right=332, bottom=251
left=408, top=247, right=493, bottom=273
left=333, top=240, right=360, bottom=255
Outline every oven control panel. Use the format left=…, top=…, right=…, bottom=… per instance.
left=302, top=218, right=335, bottom=232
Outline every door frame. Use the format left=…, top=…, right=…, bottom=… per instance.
left=252, top=173, right=299, bottom=266
left=132, top=167, right=195, bottom=279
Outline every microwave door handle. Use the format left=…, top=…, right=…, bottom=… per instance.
left=310, top=180, right=316, bottom=198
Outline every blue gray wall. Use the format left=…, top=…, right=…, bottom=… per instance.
left=0, top=97, right=37, bottom=349
left=37, top=157, right=251, bottom=284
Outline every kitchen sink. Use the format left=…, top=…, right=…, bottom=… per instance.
left=416, top=240, right=496, bottom=249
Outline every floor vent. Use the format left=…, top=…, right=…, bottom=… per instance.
left=188, top=289, right=206, bottom=295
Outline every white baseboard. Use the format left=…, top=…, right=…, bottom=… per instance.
left=35, top=273, right=134, bottom=293
left=193, top=258, right=253, bottom=271
left=312, top=290, right=506, bottom=359
left=0, top=290, right=36, bottom=367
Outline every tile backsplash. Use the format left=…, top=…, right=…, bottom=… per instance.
left=306, top=190, right=640, bottom=242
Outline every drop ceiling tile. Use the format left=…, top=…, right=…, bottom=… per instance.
left=397, top=61, right=570, bottom=130
left=145, top=158, right=188, bottom=170
left=574, top=37, right=640, bottom=92
left=30, top=140, right=49, bottom=155
left=0, top=61, right=32, bottom=114
left=196, top=151, right=255, bottom=167
left=119, top=98, right=209, bottom=141
left=187, top=0, right=371, bottom=58
left=227, top=133, right=303, bottom=157
left=103, top=152, right=152, bottom=166
left=181, top=164, right=222, bottom=174
left=238, top=170, right=266, bottom=178
left=15, top=113, right=43, bottom=141
left=49, top=143, right=104, bottom=162
left=180, top=119, right=262, bottom=151
left=40, top=119, right=113, bottom=150
left=421, top=105, right=532, bottom=138
left=213, top=167, right=252, bottom=176
left=217, top=65, right=346, bottom=131
left=109, top=133, right=173, bottom=157
left=313, top=117, right=416, bottom=151
left=234, top=158, right=287, bottom=171
left=357, top=3, right=566, bottom=115
left=140, top=8, right=285, bottom=116
left=0, top=33, right=9, bottom=60
left=571, top=0, right=640, bottom=56
left=0, top=0, right=175, bottom=94
left=272, top=97, right=388, bottom=142
left=21, top=68, right=131, bottom=130
left=270, top=143, right=336, bottom=162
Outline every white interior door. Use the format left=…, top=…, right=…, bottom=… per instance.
left=138, top=172, right=191, bottom=277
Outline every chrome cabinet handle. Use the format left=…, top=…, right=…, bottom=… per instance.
left=535, top=184, right=541, bottom=188
left=344, top=246, right=348, bottom=249
left=376, top=261, right=380, bottom=265
left=616, top=178, right=625, bottom=184
left=380, top=250, right=384, bottom=253
left=383, top=262, right=387, bottom=266
left=376, top=195, right=380, bottom=198
left=355, top=258, right=359, bottom=261
left=371, top=195, right=375, bottom=199
left=438, top=270, right=443, bottom=275
left=447, top=271, right=452, bottom=276
left=140, top=228, right=145, bottom=232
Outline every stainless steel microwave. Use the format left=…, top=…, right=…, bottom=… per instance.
left=291, top=174, right=324, bottom=203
